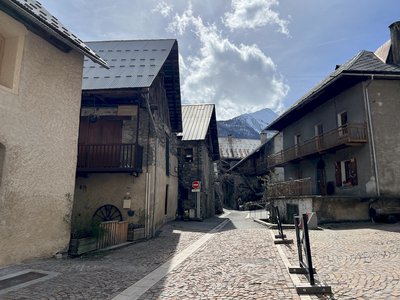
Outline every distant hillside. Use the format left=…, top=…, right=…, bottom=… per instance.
left=217, top=108, right=278, bottom=139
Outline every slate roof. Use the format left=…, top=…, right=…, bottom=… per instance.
left=1, top=0, right=107, bottom=67
left=82, top=39, right=182, bottom=133
left=218, top=137, right=260, bottom=160
left=267, top=50, right=400, bottom=130
left=82, top=39, right=177, bottom=90
left=179, top=104, right=220, bottom=160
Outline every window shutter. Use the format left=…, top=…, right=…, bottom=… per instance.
left=335, top=161, right=341, bottom=186
left=350, top=158, right=358, bottom=186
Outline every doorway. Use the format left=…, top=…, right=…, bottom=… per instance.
left=316, top=159, right=327, bottom=195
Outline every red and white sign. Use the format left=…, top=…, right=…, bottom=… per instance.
left=192, top=181, right=201, bottom=192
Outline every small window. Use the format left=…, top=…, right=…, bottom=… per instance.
left=335, top=158, right=358, bottom=187
left=0, top=12, right=27, bottom=93
left=337, top=111, right=348, bottom=135
left=314, top=123, right=323, bottom=136
left=338, top=111, right=348, bottom=127
left=294, top=134, right=301, bottom=145
left=0, top=33, right=4, bottom=70
left=164, top=184, right=169, bottom=215
left=184, top=148, right=193, bottom=163
left=165, top=138, right=170, bottom=176
left=294, top=134, right=301, bottom=156
left=0, top=143, right=5, bottom=186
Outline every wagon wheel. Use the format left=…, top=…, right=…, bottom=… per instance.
left=92, top=204, right=122, bottom=222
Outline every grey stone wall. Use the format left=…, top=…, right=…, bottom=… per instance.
left=178, top=140, right=216, bottom=219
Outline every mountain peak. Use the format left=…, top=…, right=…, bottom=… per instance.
left=217, top=108, right=278, bottom=139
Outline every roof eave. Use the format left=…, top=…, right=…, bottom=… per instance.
left=2, top=1, right=108, bottom=68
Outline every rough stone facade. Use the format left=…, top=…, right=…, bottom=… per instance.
left=0, top=12, right=84, bottom=266
left=178, top=140, right=217, bottom=219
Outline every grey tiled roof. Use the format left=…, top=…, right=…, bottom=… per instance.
left=3, top=0, right=107, bottom=67
left=267, top=50, right=400, bottom=130
left=218, top=137, right=260, bottom=160
left=179, top=104, right=215, bottom=141
left=82, top=39, right=176, bottom=90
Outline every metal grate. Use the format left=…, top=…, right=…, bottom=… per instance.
left=0, top=269, right=59, bottom=295
left=0, top=272, right=46, bottom=290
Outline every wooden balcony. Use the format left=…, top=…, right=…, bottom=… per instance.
left=267, top=123, right=367, bottom=167
left=267, top=178, right=312, bottom=198
left=77, top=143, right=143, bottom=173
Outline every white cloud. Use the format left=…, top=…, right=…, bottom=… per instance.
left=224, top=0, right=290, bottom=35
left=152, top=1, right=173, bottom=17
left=164, top=5, right=289, bottom=120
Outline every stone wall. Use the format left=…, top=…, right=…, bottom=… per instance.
left=271, top=196, right=369, bottom=224
left=178, top=140, right=216, bottom=219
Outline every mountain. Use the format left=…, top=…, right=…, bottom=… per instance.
left=217, top=108, right=278, bottom=139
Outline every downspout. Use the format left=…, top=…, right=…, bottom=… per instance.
left=145, top=103, right=151, bottom=238
left=143, top=88, right=159, bottom=237
left=363, top=75, right=380, bottom=197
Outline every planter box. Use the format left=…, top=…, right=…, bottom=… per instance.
left=69, top=237, right=98, bottom=256
left=127, top=227, right=145, bottom=241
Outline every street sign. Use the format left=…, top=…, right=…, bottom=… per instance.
left=192, top=181, right=201, bottom=192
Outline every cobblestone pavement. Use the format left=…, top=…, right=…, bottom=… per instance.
left=279, top=222, right=400, bottom=300
left=139, top=210, right=299, bottom=300
left=2, top=211, right=399, bottom=300
left=0, top=217, right=224, bottom=300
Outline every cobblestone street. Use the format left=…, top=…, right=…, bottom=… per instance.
left=0, top=210, right=400, bottom=299
left=280, top=222, right=400, bottom=300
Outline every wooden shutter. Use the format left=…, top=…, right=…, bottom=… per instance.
left=335, top=161, right=342, bottom=187
left=350, top=158, right=358, bottom=186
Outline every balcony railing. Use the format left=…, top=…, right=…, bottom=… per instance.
left=77, top=143, right=143, bottom=173
left=267, top=123, right=367, bottom=167
left=267, top=178, right=312, bottom=198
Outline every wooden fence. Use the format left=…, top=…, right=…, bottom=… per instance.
left=97, top=221, right=128, bottom=249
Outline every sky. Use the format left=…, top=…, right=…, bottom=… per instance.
left=40, top=0, right=400, bottom=120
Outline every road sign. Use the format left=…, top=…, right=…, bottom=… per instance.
left=192, top=181, right=201, bottom=192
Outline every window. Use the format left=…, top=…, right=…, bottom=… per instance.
left=0, top=143, right=5, bottom=186
left=337, top=111, right=348, bottom=135
left=294, top=134, right=301, bottom=156
left=314, top=123, right=323, bottom=136
left=0, top=11, right=27, bottom=93
left=315, top=123, right=323, bottom=149
left=0, top=34, right=4, bottom=70
left=335, top=158, right=358, bottom=187
left=184, top=148, right=193, bottom=163
left=164, top=184, right=169, bottom=215
left=165, top=137, right=170, bottom=176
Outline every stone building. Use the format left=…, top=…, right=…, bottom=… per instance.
left=265, top=22, right=400, bottom=224
left=72, top=39, right=182, bottom=239
left=177, top=104, right=220, bottom=219
left=225, top=133, right=283, bottom=209
left=0, top=0, right=106, bottom=265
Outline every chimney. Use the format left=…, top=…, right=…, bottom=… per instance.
left=260, top=130, right=269, bottom=143
left=389, top=21, right=400, bottom=65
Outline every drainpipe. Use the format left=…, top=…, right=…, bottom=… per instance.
left=143, top=88, right=159, bottom=237
left=363, top=75, right=380, bottom=197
